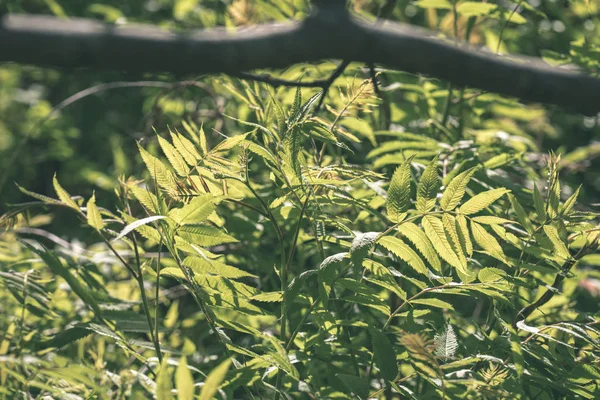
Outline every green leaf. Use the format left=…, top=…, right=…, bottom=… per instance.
left=443, top=213, right=467, bottom=268
left=178, top=225, right=238, bottom=247
left=459, top=188, right=509, bottom=215
left=561, top=185, right=581, bottom=216
left=156, top=357, right=173, bottom=400
left=199, top=359, right=231, bottom=400
left=336, top=374, right=370, bottom=399
left=456, top=2, right=497, bottom=17
left=434, top=324, right=458, bottom=362
left=478, top=267, right=506, bottom=283
left=440, top=168, right=476, bottom=211
left=158, top=134, right=189, bottom=177
left=86, top=193, right=104, bottom=231
left=543, top=225, right=570, bottom=259
left=114, top=216, right=167, bottom=242
left=169, top=194, right=217, bottom=226
left=53, top=174, right=79, bottom=210
left=416, top=155, right=440, bottom=213
left=397, top=222, right=441, bottom=272
left=138, top=144, right=179, bottom=196
left=17, top=183, right=61, bottom=205
left=128, top=183, right=165, bottom=214
left=368, top=325, right=398, bottom=381
left=508, top=194, right=534, bottom=234
left=176, top=356, right=194, bottom=400
left=414, top=0, right=452, bottom=9
left=470, top=216, right=512, bottom=225
left=170, top=130, right=202, bottom=165
left=411, top=298, right=454, bottom=310
left=386, top=157, right=413, bottom=222
left=378, top=236, right=428, bottom=275
left=533, top=184, right=546, bottom=221
left=422, top=216, right=465, bottom=273
left=350, top=232, right=379, bottom=267
left=470, top=221, right=507, bottom=264
left=456, top=214, right=473, bottom=257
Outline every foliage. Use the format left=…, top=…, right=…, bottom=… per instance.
left=1, top=1, right=600, bottom=399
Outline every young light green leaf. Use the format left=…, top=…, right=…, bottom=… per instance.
left=53, top=174, right=79, bottom=210
left=543, top=225, right=570, bottom=259
left=456, top=2, right=496, bottom=17
left=169, top=194, right=216, bottom=226
left=470, top=221, right=507, bottom=264
left=177, top=225, right=238, bottom=247
left=456, top=214, right=473, bottom=257
left=411, top=298, right=454, bottom=310
left=86, top=193, right=104, bottom=230
left=378, top=236, right=428, bottom=275
left=508, top=194, right=534, bottom=234
left=128, top=184, right=164, bottom=214
left=176, top=356, right=194, bottom=400
left=199, top=358, right=231, bottom=400
left=478, top=267, right=506, bottom=283
left=368, top=325, right=398, bottom=381
left=386, top=157, right=413, bottom=222
left=561, top=185, right=581, bottom=216
left=158, top=134, right=189, bottom=177
left=138, top=144, right=179, bottom=196
left=440, top=168, right=476, bottom=211
left=397, top=222, right=441, bottom=271
left=470, top=216, right=513, bottom=225
left=170, top=130, right=202, bottom=165
left=416, top=155, right=440, bottom=213
left=17, top=183, right=62, bottom=205
left=422, top=216, right=464, bottom=273
left=113, top=216, right=167, bottom=242
left=533, top=184, right=546, bottom=221
left=156, top=357, right=173, bottom=400
left=459, top=188, right=509, bottom=215
left=443, top=213, right=467, bottom=267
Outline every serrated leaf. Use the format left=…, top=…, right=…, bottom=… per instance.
left=434, top=324, right=458, bottom=361
left=183, top=256, right=255, bottom=279
left=411, top=298, right=454, bottom=309
left=470, top=221, right=507, bottom=264
left=443, top=213, right=467, bottom=267
left=86, top=193, right=104, bottom=230
left=169, top=195, right=216, bottom=226
left=156, top=357, right=173, bottom=400
left=178, top=225, right=238, bottom=247
left=422, top=216, right=465, bottom=273
left=138, top=144, right=179, bottom=196
left=158, top=134, right=189, bottom=176
left=128, top=184, right=164, bottom=214
left=378, top=236, right=428, bottom=275
left=53, top=174, right=79, bottom=210
left=170, top=130, right=202, bottom=165
left=456, top=215, right=473, bottom=257
left=543, top=225, right=570, bottom=259
left=440, top=168, right=476, bottom=211
left=397, top=222, right=441, bottom=271
left=17, top=183, right=61, bottom=205
left=211, top=132, right=249, bottom=154
left=561, top=185, right=580, bottom=216
left=114, top=216, right=167, bottom=242
left=416, top=155, right=440, bottom=213
left=508, top=194, right=534, bottom=234
left=176, top=356, right=194, bottom=400
left=533, top=184, right=546, bottom=221
left=386, top=157, right=413, bottom=222
left=368, top=325, right=398, bottom=381
left=478, top=267, right=506, bottom=283
left=199, top=359, right=231, bottom=400
left=459, top=188, right=509, bottom=215
left=470, top=216, right=513, bottom=225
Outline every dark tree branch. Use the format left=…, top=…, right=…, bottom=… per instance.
left=0, top=7, right=599, bottom=114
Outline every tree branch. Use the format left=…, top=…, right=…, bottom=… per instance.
left=0, top=9, right=599, bottom=114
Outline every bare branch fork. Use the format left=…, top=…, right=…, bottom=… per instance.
left=1, top=0, right=599, bottom=114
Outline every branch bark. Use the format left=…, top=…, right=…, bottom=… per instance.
left=1, top=8, right=599, bottom=114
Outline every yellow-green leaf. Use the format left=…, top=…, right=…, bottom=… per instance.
left=561, top=185, right=580, bottom=216
left=176, top=356, right=194, bottom=400
left=416, top=155, right=440, bottom=213
left=386, top=157, right=413, bottom=222
left=533, top=184, right=546, bottom=221
left=470, top=216, right=513, bottom=225
left=378, top=236, right=428, bottom=275
left=397, top=222, right=441, bottom=271
left=158, top=134, right=189, bottom=177
left=86, top=193, right=104, bottom=230
left=470, top=221, right=507, bottom=264
left=156, top=357, right=173, bottom=400
left=169, top=194, right=217, bottom=226
left=508, top=194, right=534, bottom=234
left=138, top=144, right=179, bottom=196
left=422, top=216, right=464, bottom=273
left=456, top=214, right=473, bottom=257
left=199, top=359, right=231, bottom=400
left=459, top=188, right=509, bottom=215
left=53, top=174, right=79, bottom=210
left=440, top=168, right=476, bottom=211
left=543, top=225, right=570, bottom=259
